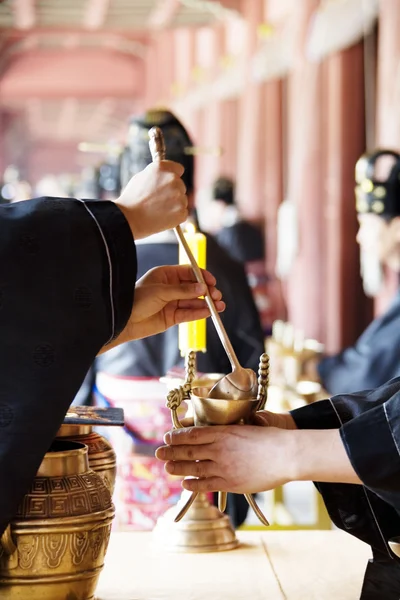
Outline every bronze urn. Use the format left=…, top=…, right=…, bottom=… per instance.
left=0, top=439, right=114, bottom=600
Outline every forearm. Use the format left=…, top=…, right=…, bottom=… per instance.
left=289, top=428, right=362, bottom=485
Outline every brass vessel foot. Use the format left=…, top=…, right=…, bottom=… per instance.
left=153, top=492, right=239, bottom=553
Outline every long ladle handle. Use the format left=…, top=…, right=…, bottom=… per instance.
left=148, top=126, right=241, bottom=372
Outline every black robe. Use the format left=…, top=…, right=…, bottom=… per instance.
left=0, top=197, right=136, bottom=537
left=318, top=290, right=400, bottom=395
left=291, top=378, right=400, bottom=598
left=215, top=220, right=264, bottom=263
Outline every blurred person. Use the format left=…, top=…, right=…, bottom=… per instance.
left=212, top=176, right=265, bottom=263
left=75, top=109, right=265, bottom=529
left=0, top=156, right=229, bottom=538
left=298, top=150, right=400, bottom=395
left=212, top=176, right=272, bottom=334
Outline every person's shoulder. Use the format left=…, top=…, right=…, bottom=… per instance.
left=205, top=233, right=248, bottom=279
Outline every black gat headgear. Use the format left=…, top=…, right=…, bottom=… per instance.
left=120, top=109, right=194, bottom=194
left=355, top=149, right=400, bottom=219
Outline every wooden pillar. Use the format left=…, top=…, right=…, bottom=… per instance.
left=193, top=26, right=224, bottom=191
left=264, top=79, right=286, bottom=320
left=236, top=0, right=266, bottom=221
left=324, top=43, right=370, bottom=353
left=219, top=99, right=239, bottom=178
left=284, top=0, right=324, bottom=340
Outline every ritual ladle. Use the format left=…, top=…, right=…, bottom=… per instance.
left=148, top=126, right=258, bottom=402
left=149, top=126, right=260, bottom=518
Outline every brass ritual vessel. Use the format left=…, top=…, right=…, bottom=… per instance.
left=57, top=423, right=117, bottom=495
left=154, top=352, right=270, bottom=553
left=0, top=440, right=114, bottom=600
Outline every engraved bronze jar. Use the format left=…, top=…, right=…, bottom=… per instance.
left=0, top=440, right=115, bottom=600
left=57, top=423, right=117, bottom=495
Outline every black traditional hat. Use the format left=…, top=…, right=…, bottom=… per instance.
left=212, top=176, right=235, bottom=206
left=355, top=149, right=400, bottom=218
left=121, top=108, right=194, bottom=193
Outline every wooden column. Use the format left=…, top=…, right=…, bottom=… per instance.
left=264, top=79, right=286, bottom=320
left=284, top=0, right=324, bottom=341
left=219, top=99, right=239, bottom=178
left=324, top=43, right=370, bottom=353
left=236, top=0, right=266, bottom=221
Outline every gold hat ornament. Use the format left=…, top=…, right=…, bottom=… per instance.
left=355, top=149, right=400, bottom=218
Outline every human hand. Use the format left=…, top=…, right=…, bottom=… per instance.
left=115, top=161, right=188, bottom=239
left=100, top=265, right=225, bottom=351
left=156, top=424, right=361, bottom=492
left=251, top=410, right=297, bottom=430
left=156, top=425, right=296, bottom=494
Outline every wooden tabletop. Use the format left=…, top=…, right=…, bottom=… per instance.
left=96, top=530, right=371, bottom=599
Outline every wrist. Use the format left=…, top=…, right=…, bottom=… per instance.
left=114, top=201, right=140, bottom=239
left=290, top=429, right=362, bottom=484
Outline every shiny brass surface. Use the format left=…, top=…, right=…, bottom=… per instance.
left=190, top=387, right=259, bottom=426
left=57, top=423, right=117, bottom=495
left=389, top=538, right=400, bottom=558
left=207, top=367, right=258, bottom=400
left=0, top=440, right=114, bottom=600
left=153, top=492, right=239, bottom=553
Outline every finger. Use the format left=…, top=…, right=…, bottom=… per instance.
left=180, top=417, right=194, bottom=427
left=155, top=282, right=223, bottom=305
left=250, top=412, right=270, bottom=426
left=157, top=160, right=185, bottom=177
left=167, top=265, right=217, bottom=287
left=177, top=289, right=223, bottom=308
left=153, top=282, right=208, bottom=302
left=173, top=178, right=187, bottom=196
left=164, top=426, right=222, bottom=446
left=201, top=269, right=217, bottom=287
left=164, top=460, right=218, bottom=478
left=182, top=477, right=227, bottom=493
left=156, top=443, right=213, bottom=462
left=174, top=303, right=225, bottom=323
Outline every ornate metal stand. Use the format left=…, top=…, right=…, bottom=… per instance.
left=153, top=352, right=270, bottom=552
left=153, top=352, right=239, bottom=552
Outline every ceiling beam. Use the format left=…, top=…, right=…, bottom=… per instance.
left=83, top=0, right=111, bottom=30
left=12, top=0, right=36, bottom=30
left=148, top=0, right=181, bottom=30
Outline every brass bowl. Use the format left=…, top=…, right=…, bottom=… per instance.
left=389, top=537, right=400, bottom=558
left=191, top=386, right=259, bottom=426
left=0, top=440, right=114, bottom=600
left=57, top=424, right=117, bottom=495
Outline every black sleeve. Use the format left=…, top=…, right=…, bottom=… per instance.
left=291, top=377, right=400, bottom=505
left=0, top=196, right=136, bottom=535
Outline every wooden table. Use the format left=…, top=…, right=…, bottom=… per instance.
left=96, top=530, right=371, bottom=599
